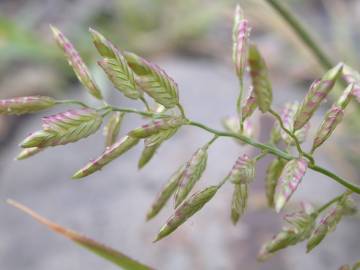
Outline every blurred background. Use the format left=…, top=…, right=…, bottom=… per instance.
left=0, top=0, right=360, bottom=269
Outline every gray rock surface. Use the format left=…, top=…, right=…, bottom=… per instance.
left=0, top=58, right=359, bottom=269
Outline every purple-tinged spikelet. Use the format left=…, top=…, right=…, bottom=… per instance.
left=265, top=158, right=286, bottom=208
left=21, top=108, right=102, bottom=148
left=72, top=135, right=139, bottom=179
left=146, top=165, right=186, bottom=220
left=232, top=4, right=251, bottom=81
left=124, top=52, right=179, bottom=108
left=154, top=186, right=218, bottom=242
left=306, top=205, right=342, bottom=252
left=294, top=63, right=343, bottom=130
left=342, top=65, right=360, bottom=103
left=129, top=117, right=186, bottom=139
left=227, top=154, right=255, bottom=184
left=248, top=44, right=272, bottom=112
left=231, top=183, right=248, bottom=225
left=274, top=158, right=308, bottom=212
left=50, top=25, right=103, bottom=100
left=174, top=146, right=208, bottom=208
left=312, top=83, right=353, bottom=151
left=306, top=195, right=356, bottom=252
left=279, top=102, right=309, bottom=145
left=103, top=112, right=124, bottom=147
left=0, top=96, right=55, bottom=115
left=258, top=204, right=315, bottom=260
left=241, top=86, right=257, bottom=121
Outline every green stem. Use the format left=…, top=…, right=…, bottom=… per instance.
left=264, top=0, right=333, bottom=70
left=109, top=106, right=159, bottom=118
left=309, top=165, right=360, bottom=194
left=188, top=120, right=293, bottom=161
left=188, top=120, right=360, bottom=195
left=314, top=191, right=351, bottom=216
left=237, top=78, right=245, bottom=131
left=177, top=104, right=186, bottom=118
left=255, top=151, right=268, bottom=161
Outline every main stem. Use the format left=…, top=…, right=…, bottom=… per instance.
left=187, top=119, right=360, bottom=195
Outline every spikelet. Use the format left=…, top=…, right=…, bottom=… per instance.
left=274, top=158, right=308, bottom=212
left=248, top=44, right=272, bottom=113
left=279, top=101, right=309, bottom=145
left=258, top=204, right=315, bottom=261
left=128, top=117, right=186, bottom=139
left=138, top=128, right=178, bottom=169
left=89, top=28, right=116, bottom=59
left=21, top=108, right=102, bottom=148
left=306, top=204, right=343, bottom=252
left=103, top=112, right=124, bottom=147
left=231, top=184, right=248, bottom=225
left=342, top=64, right=360, bottom=103
left=72, top=135, right=139, bottom=179
left=265, top=158, right=286, bottom=208
left=232, top=4, right=251, bottom=81
left=98, top=53, right=141, bottom=100
left=16, top=147, right=44, bottom=160
left=0, top=96, right=55, bottom=115
left=124, top=52, right=179, bottom=108
left=174, top=146, right=208, bottom=208
left=293, top=63, right=343, bottom=130
left=241, top=86, right=257, bottom=121
left=50, top=26, right=103, bottom=100
left=154, top=186, right=218, bottom=242
left=146, top=165, right=186, bottom=220
left=306, top=195, right=356, bottom=252
left=312, top=84, right=353, bottom=152
left=227, top=154, right=255, bottom=184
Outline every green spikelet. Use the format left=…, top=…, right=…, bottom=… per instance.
left=146, top=165, right=186, bottom=220
left=154, top=186, right=218, bottom=242
left=103, top=112, right=124, bottom=147
left=0, top=96, right=55, bottom=115
left=21, top=108, right=102, bottom=148
left=248, top=44, right=272, bottom=113
left=231, top=184, right=248, bottom=225
left=16, top=147, right=44, bottom=160
left=129, top=117, right=186, bottom=139
left=72, top=135, right=139, bottom=179
left=124, top=52, right=179, bottom=108
left=174, top=146, right=208, bottom=208
left=265, top=158, right=286, bottom=208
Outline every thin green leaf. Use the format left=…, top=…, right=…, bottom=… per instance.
left=7, top=199, right=154, bottom=270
